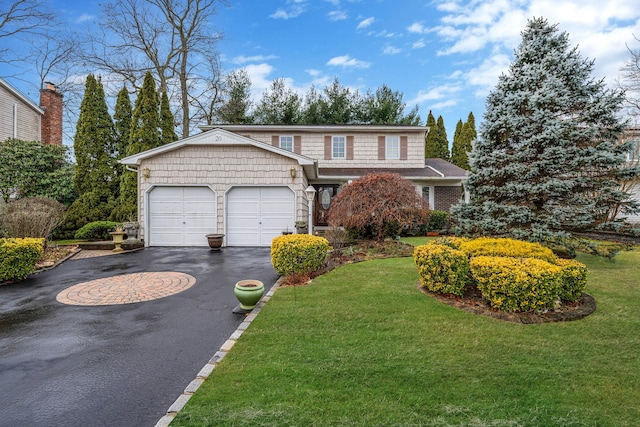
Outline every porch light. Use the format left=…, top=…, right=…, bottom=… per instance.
left=142, top=167, right=150, bottom=179
left=304, top=185, right=316, bottom=235
left=290, top=167, right=297, bottom=181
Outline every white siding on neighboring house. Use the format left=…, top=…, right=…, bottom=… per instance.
left=0, top=78, right=42, bottom=143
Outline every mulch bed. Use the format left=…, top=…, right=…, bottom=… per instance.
left=312, top=240, right=597, bottom=324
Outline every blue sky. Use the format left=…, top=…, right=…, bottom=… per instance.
left=3, top=0, right=640, bottom=141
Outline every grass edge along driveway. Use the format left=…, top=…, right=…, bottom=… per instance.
left=172, top=244, right=640, bottom=426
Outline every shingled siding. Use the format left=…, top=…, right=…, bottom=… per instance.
left=434, top=186, right=463, bottom=212
left=239, top=130, right=425, bottom=169
left=137, top=145, right=308, bottom=237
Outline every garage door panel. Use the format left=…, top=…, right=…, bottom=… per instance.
left=148, top=186, right=216, bottom=247
left=227, top=186, right=294, bottom=247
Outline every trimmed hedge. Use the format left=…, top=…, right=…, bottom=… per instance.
left=556, top=259, right=588, bottom=302
left=426, top=210, right=449, bottom=232
left=271, top=234, right=330, bottom=276
left=460, top=237, right=557, bottom=263
left=0, top=238, right=45, bottom=282
left=414, top=244, right=470, bottom=296
left=430, top=236, right=470, bottom=250
left=470, top=256, right=562, bottom=312
left=74, top=221, right=120, bottom=241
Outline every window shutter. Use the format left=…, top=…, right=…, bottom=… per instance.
left=324, top=135, right=332, bottom=160
left=346, top=136, right=354, bottom=160
left=271, top=135, right=279, bottom=147
left=378, top=136, right=385, bottom=160
left=294, top=135, right=302, bottom=154
left=400, top=136, right=408, bottom=160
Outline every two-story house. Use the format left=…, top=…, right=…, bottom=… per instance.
left=120, top=124, right=467, bottom=247
left=0, top=77, right=63, bottom=146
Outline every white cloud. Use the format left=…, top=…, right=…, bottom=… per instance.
left=383, top=45, right=402, bottom=55
left=407, top=22, right=427, bottom=34
left=270, top=1, right=307, bottom=20
left=76, top=13, right=94, bottom=24
left=328, top=10, right=348, bottom=21
left=412, top=39, right=426, bottom=49
left=357, top=17, right=375, bottom=30
left=409, top=83, right=462, bottom=105
left=326, top=55, right=371, bottom=69
left=231, top=55, right=278, bottom=64
left=242, top=63, right=275, bottom=100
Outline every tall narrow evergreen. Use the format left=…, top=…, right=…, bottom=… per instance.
left=451, top=112, right=475, bottom=170
left=435, top=115, right=451, bottom=160
left=424, top=110, right=438, bottom=157
left=116, top=71, right=162, bottom=221
left=160, top=90, right=178, bottom=144
left=113, top=86, right=132, bottom=187
left=452, top=18, right=638, bottom=244
left=73, top=74, right=117, bottom=196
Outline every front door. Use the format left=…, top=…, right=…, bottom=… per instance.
left=314, top=184, right=340, bottom=226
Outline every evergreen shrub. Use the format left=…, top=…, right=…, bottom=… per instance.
left=74, top=221, right=120, bottom=241
left=413, top=244, right=470, bottom=296
left=426, top=210, right=449, bottom=232
left=430, top=236, right=470, bottom=250
left=556, top=259, right=588, bottom=302
left=470, top=256, right=562, bottom=312
left=460, top=237, right=557, bottom=263
left=271, top=234, right=330, bottom=276
left=0, top=238, right=44, bottom=282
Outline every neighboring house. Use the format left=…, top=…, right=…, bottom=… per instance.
left=120, top=124, right=468, bottom=247
left=0, top=77, right=63, bottom=146
left=618, top=127, right=640, bottom=223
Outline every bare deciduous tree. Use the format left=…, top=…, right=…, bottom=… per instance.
left=82, top=0, right=227, bottom=138
left=0, top=0, right=51, bottom=63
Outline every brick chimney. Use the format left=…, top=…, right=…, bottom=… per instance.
left=40, top=82, right=63, bottom=145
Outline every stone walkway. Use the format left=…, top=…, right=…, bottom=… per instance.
left=56, top=271, right=197, bottom=306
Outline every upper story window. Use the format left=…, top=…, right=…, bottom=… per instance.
left=627, top=138, right=640, bottom=162
left=386, top=135, right=400, bottom=159
left=332, top=136, right=346, bottom=159
left=280, top=135, right=293, bottom=152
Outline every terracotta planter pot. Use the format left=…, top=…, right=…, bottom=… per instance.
left=234, top=279, right=265, bottom=310
left=206, top=234, right=224, bottom=250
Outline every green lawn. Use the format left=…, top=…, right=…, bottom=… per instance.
left=172, top=244, right=640, bottom=426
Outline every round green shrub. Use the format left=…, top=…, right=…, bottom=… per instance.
left=426, top=210, right=449, bottom=232
left=413, top=244, right=470, bottom=296
left=74, top=221, right=120, bottom=241
left=271, top=234, right=330, bottom=275
left=556, top=258, right=588, bottom=301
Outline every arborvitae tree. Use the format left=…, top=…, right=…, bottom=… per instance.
left=424, top=110, right=438, bottom=157
left=73, top=74, right=117, bottom=196
left=451, top=112, right=475, bottom=170
left=160, top=90, right=178, bottom=144
left=114, top=71, right=162, bottom=221
left=216, top=69, right=253, bottom=124
left=62, top=74, right=117, bottom=235
left=113, top=86, right=132, bottom=188
left=434, top=115, right=450, bottom=159
left=253, top=78, right=302, bottom=124
left=452, top=18, right=639, bottom=246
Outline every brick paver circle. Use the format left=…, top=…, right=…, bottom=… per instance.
left=56, top=272, right=197, bottom=306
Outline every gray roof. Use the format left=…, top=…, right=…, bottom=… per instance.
left=318, top=158, right=467, bottom=180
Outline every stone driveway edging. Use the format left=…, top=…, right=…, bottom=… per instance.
left=154, top=276, right=284, bottom=427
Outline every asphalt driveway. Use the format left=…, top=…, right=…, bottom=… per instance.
left=0, top=247, right=279, bottom=427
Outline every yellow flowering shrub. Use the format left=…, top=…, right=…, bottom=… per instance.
left=0, top=238, right=45, bottom=282
left=460, top=237, right=557, bottom=263
left=271, top=234, right=330, bottom=275
left=470, top=256, right=563, bottom=312
left=413, top=244, right=470, bottom=296
left=429, top=236, right=470, bottom=250
left=555, top=258, right=587, bottom=301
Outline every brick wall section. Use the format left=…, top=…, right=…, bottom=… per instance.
left=39, top=84, right=63, bottom=145
left=434, top=186, right=463, bottom=212
left=138, top=145, right=309, bottom=236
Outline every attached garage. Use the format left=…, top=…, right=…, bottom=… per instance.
left=148, top=186, right=217, bottom=247
left=227, top=186, right=295, bottom=246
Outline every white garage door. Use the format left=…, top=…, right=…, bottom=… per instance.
left=227, top=186, right=295, bottom=246
left=148, top=186, right=217, bottom=246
